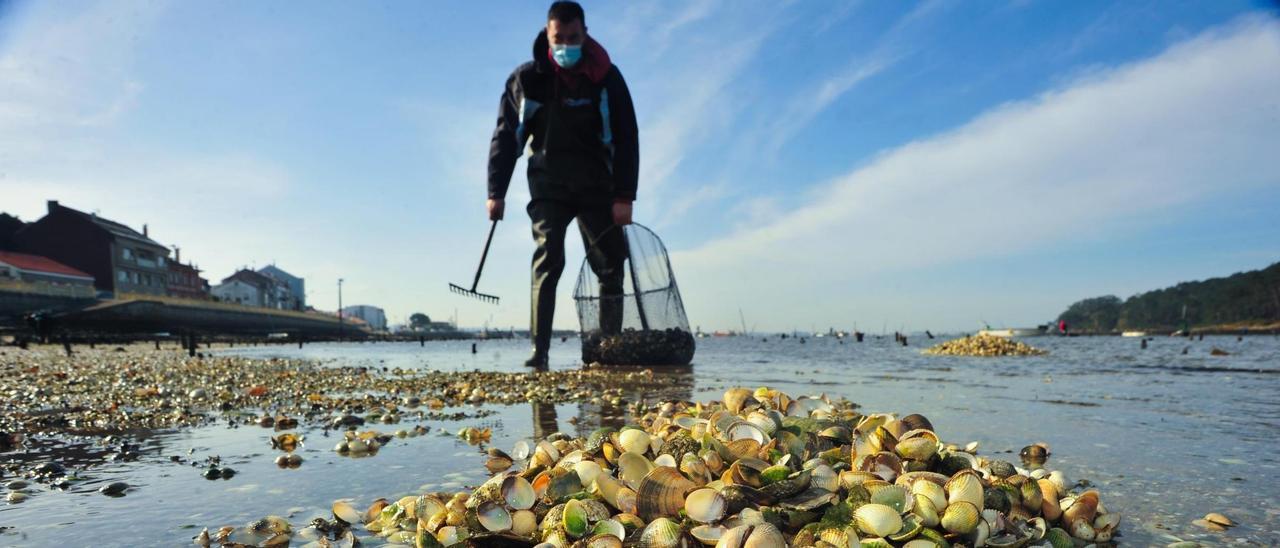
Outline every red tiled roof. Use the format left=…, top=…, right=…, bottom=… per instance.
left=0, top=251, right=93, bottom=279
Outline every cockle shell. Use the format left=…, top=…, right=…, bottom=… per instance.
left=945, top=470, right=984, bottom=508
left=715, top=522, right=786, bottom=548
left=639, top=517, right=685, bottom=548
left=854, top=503, right=903, bottom=538
left=940, top=500, right=980, bottom=534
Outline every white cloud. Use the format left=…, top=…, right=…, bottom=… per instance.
left=760, top=54, right=895, bottom=158
left=673, top=17, right=1280, bottom=331
left=0, top=1, right=161, bottom=132
left=754, top=0, right=950, bottom=160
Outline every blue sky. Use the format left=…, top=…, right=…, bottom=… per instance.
left=2, top=1, right=1278, bottom=332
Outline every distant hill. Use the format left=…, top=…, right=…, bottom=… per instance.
left=1058, top=261, right=1280, bottom=332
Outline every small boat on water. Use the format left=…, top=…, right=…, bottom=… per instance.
left=1121, top=331, right=1147, bottom=337
left=978, top=327, right=1046, bottom=338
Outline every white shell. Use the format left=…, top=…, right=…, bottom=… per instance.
left=619, top=430, right=651, bottom=455
left=684, top=488, right=727, bottom=524
left=575, top=460, right=603, bottom=488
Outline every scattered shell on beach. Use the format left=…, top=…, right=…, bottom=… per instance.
left=0, top=344, right=689, bottom=436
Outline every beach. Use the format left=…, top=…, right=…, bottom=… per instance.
left=1, top=335, right=1277, bottom=546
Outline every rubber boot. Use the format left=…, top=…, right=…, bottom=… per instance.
left=528, top=200, right=571, bottom=368
left=524, top=348, right=549, bottom=369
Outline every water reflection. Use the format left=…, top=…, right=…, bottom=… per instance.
left=530, top=400, right=559, bottom=440
left=530, top=364, right=695, bottom=439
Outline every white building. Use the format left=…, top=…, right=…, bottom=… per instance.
left=258, top=265, right=305, bottom=310
left=341, top=305, right=387, bottom=331
left=212, top=279, right=262, bottom=306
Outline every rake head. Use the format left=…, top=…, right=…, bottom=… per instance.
left=449, top=283, right=500, bottom=305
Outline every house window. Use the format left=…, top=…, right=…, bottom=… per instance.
left=118, top=270, right=128, bottom=282
left=131, top=272, right=140, bottom=284
left=123, top=248, right=133, bottom=260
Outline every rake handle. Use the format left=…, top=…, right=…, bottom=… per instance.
left=470, top=219, right=498, bottom=292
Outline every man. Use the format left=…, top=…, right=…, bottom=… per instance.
left=487, top=1, right=639, bottom=368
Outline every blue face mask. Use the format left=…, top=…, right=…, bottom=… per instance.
left=551, top=44, right=582, bottom=68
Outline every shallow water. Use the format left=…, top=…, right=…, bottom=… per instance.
left=1, top=335, right=1277, bottom=546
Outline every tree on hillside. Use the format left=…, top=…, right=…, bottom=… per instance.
left=1060, top=261, right=1280, bottom=330
left=409, top=313, right=432, bottom=330
left=1058, top=295, right=1122, bottom=332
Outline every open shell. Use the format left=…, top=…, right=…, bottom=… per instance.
left=331, top=500, right=361, bottom=525
left=502, top=475, right=535, bottom=510
left=563, top=499, right=591, bottom=538
left=716, top=522, right=785, bottom=548
left=476, top=501, right=511, bottom=532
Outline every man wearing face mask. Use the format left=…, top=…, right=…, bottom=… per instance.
left=488, top=1, right=639, bottom=368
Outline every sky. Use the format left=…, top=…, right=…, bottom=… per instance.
left=1, top=0, right=1278, bottom=333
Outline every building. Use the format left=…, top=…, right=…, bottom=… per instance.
left=211, top=278, right=262, bottom=306
left=166, top=248, right=209, bottom=300
left=0, top=251, right=96, bottom=297
left=15, top=201, right=170, bottom=297
left=258, top=265, right=305, bottom=310
left=428, top=321, right=457, bottom=332
left=213, top=268, right=302, bottom=309
left=215, top=269, right=274, bottom=307
left=0, top=213, right=25, bottom=251
left=342, top=305, right=387, bottom=331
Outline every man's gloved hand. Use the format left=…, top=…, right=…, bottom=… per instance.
left=487, top=198, right=505, bottom=221
left=612, top=200, right=633, bottom=226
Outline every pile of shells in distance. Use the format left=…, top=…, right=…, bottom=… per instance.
left=923, top=336, right=1048, bottom=357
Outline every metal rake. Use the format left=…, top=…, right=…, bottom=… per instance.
left=449, top=219, right=501, bottom=304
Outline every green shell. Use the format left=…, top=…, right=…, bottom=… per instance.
left=846, top=484, right=872, bottom=509
left=562, top=499, right=590, bottom=538
left=937, top=453, right=974, bottom=476
left=988, top=460, right=1017, bottom=478
left=659, top=431, right=700, bottom=461
left=916, top=527, right=952, bottom=547
left=1043, top=527, right=1073, bottom=548
left=547, top=469, right=584, bottom=502
left=761, top=464, right=792, bottom=484
left=585, top=427, right=617, bottom=454
left=760, top=469, right=812, bottom=499
left=983, top=486, right=1011, bottom=515
left=416, top=527, right=444, bottom=548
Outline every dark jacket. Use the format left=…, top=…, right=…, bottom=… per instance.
left=488, top=30, right=639, bottom=204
